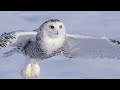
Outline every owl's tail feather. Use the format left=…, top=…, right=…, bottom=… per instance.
left=23, top=62, right=40, bottom=79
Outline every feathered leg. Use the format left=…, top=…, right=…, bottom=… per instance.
left=22, top=59, right=40, bottom=79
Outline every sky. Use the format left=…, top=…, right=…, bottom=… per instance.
left=0, top=11, right=120, bottom=79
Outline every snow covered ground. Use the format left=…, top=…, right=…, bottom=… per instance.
left=0, top=11, right=120, bottom=79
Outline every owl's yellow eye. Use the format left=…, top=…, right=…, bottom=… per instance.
left=59, top=25, right=62, bottom=29
left=49, top=25, right=54, bottom=29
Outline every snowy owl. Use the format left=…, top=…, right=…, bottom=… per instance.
left=0, top=19, right=120, bottom=79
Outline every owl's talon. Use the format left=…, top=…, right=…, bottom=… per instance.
left=23, top=63, right=40, bottom=79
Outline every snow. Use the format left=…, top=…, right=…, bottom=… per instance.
left=0, top=11, right=120, bottom=79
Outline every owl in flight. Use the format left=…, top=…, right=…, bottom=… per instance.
left=0, top=19, right=120, bottom=79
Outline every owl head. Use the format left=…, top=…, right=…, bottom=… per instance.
left=37, top=19, right=66, bottom=38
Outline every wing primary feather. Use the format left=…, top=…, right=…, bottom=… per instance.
left=0, top=31, right=37, bottom=49
left=109, top=39, right=120, bottom=45
left=66, top=34, right=120, bottom=59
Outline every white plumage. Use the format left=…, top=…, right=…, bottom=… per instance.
left=0, top=19, right=120, bottom=79
left=66, top=34, right=120, bottom=59
left=23, top=61, right=40, bottom=79
left=41, top=34, right=65, bottom=54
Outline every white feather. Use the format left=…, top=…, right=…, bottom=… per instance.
left=23, top=62, right=40, bottom=79
left=42, top=35, right=65, bottom=54
left=66, top=34, right=120, bottom=59
left=14, top=31, right=37, bottom=45
left=0, top=31, right=37, bottom=48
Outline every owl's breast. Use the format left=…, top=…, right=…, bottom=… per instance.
left=41, top=36, right=65, bottom=54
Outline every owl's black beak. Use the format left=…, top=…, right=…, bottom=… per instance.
left=57, top=31, right=59, bottom=35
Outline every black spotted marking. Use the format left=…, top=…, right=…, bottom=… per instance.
left=1, top=31, right=16, bottom=40
left=110, top=39, right=120, bottom=45
left=117, top=41, right=120, bottom=44
left=62, top=41, right=74, bottom=58
left=44, top=19, right=60, bottom=23
left=0, top=31, right=18, bottom=48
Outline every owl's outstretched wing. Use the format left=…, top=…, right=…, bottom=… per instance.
left=0, top=31, right=37, bottom=56
left=64, top=34, right=120, bottom=59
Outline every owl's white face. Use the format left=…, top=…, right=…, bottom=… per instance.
left=40, top=19, right=66, bottom=38
left=37, top=19, right=66, bottom=53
